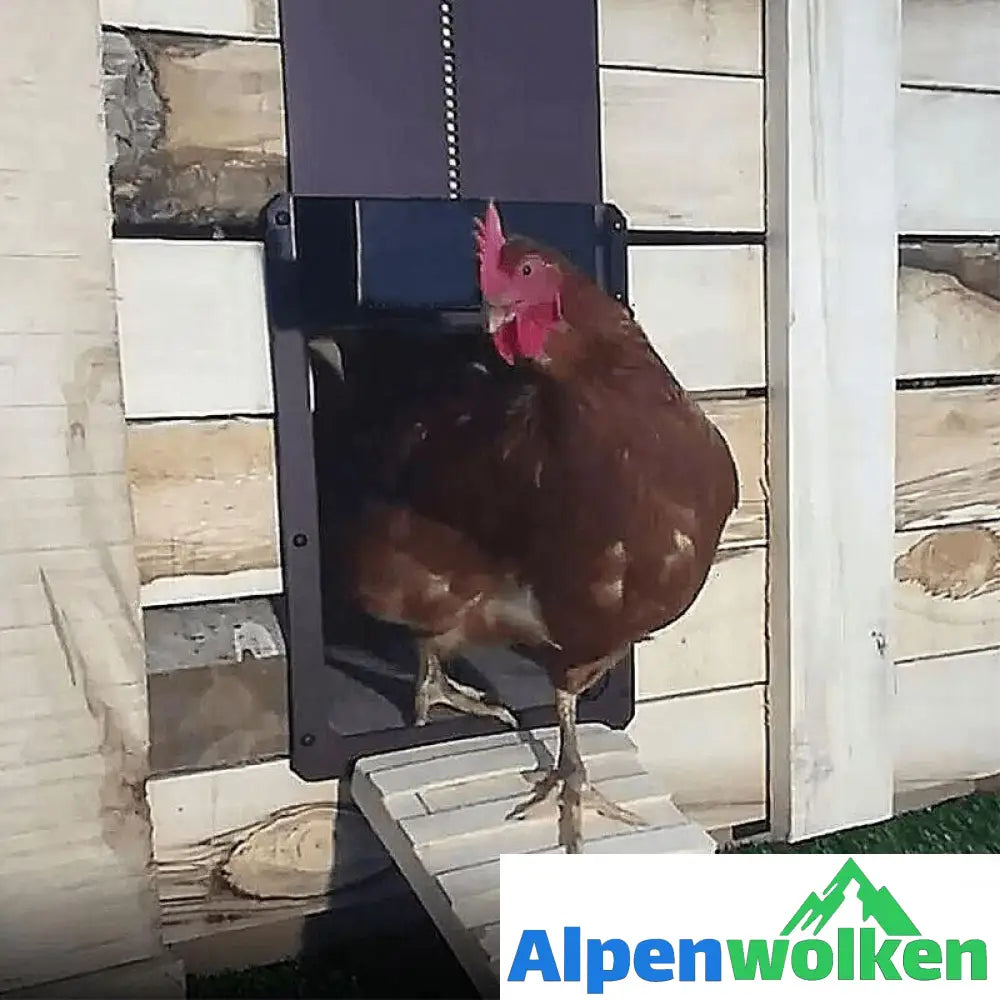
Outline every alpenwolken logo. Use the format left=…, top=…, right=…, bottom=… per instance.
left=500, top=853, right=995, bottom=996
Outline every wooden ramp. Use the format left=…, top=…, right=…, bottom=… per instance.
left=351, top=723, right=717, bottom=997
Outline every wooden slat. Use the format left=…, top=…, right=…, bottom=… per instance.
left=632, top=244, right=764, bottom=390
left=100, top=23, right=1000, bottom=236
left=636, top=545, right=765, bottom=700
left=147, top=759, right=398, bottom=947
left=125, top=397, right=763, bottom=607
left=895, top=647, right=1000, bottom=789
left=114, top=240, right=272, bottom=419
left=601, top=68, right=763, bottom=231
left=102, top=30, right=285, bottom=232
left=896, top=386, right=1000, bottom=532
left=0, top=0, right=167, bottom=990
left=898, top=262, right=1000, bottom=380
left=126, top=381, right=1000, bottom=609
left=900, top=89, right=1000, bottom=235
left=894, top=522, right=1000, bottom=663
left=100, top=0, right=279, bottom=37
left=600, top=0, right=1000, bottom=90
left=628, top=684, right=766, bottom=832
left=598, top=0, right=762, bottom=76
left=108, top=241, right=1000, bottom=422
left=765, top=0, right=897, bottom=840
left=901, top=0, right=1000, bottom=91
left=126, top=417, right=280, bottom=601
left=351, top=725, right=714, bottom=996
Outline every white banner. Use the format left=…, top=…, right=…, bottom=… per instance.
left=500, top=853, right=997, bottom=996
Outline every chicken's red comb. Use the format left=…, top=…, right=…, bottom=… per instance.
left=474, top=199, right=506, bottom=298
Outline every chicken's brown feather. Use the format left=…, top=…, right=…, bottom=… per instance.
left=341, top=248, right=739, bottom=695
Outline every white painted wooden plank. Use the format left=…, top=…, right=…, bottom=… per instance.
left=894, top=647, right=1000, bottom=786
left=600, top=0, right=1000, bottom=90
left=637, top=545, right=765, bottom=700
left=601, top=68, right=763, bottom=230
left=100, top=0, right=279, bottom=38
left=140, top=568, right=282, bottom=608
left=598, top=0, right=762, bottom=76
left=900, top=89, right=1000, bottom=235
left=764, top=0, right=898, bottom=841
left=113, top=240, right=273, bottom=420
left=631, top=244, right=764, bottom=389
left=628, top=684, right=765, bottom=828
left=146, top=758, right=394, bottom=946
left=0, top=0, right=166, bottom=989
left=901, top=0, right=1000, bottom=91
left=107, top=242, right=1000, bottom=438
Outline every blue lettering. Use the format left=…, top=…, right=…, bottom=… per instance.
left=564, top=926, right=581, bottom=982
left=634, top=939, right=674, bottom=982
left=586, top=937, right=631, bottom=995
left=679, top=938, right=723, bottom=981
left=507, top=930, right=561, bottom=982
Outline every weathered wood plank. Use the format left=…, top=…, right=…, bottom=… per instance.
left=895, top=647, right=1000, bottom=789
left=124, top=382, right=1000, bottom=609
left=900, top=89, right=1000, bottom=235
left=632, top=244, right=765, bottom=390
left=898, top=261, right=1000, bottom=379
left=901, top=0, right=1000, bottom=91
left=126, top=417, right=279, bottom=592
left=0, top=0, right=168, bottom=990
left=147, top=759, right=397, bottom=947
left=598, top=0, right=762, bottom=76
left=601, top=68, right=763, bottom=231
left=125, top=399, right=763, bottom=607
left=636, top=545, right=765, bottom=699
left=108, top=241, right=1000, bottom=425
left=600, top=0, right=1000, bottom=90
left=100, top=0, right=279, bottom=38
left=98, top=21, right=1000, bottom=235
left=894, top=522, right=1000, bottom=663
left=628, top=683, right=766, bottom=832
left=765, top=0, right=898, bottom=840
left=896, top=386, right=1000, bottom=531
left=114, top=240, right=272, bottom=419
left=110, top=240, right=766, bottom=415
left=102, top=29, right=285, bottom=232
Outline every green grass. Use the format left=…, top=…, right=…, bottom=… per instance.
left=190, top=791, right=1000, bottom=998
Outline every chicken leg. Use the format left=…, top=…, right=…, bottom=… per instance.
left=506, top=687, right=648, bottom=853
left=413, top=640, right=517, bottom=728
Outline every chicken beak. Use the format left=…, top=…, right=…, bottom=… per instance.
left=483, top=301, right=514, bottom=335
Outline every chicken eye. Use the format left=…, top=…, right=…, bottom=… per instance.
left=520, top=262, right=533, bottom=277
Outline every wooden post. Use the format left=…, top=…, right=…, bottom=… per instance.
left=0, top=0, right=177, bottom=991
left=765, top=0, right=899, bottom=840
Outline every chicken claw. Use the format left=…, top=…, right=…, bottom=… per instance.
left=413, top=644, right=517, bottom=729
left=505, top=687, right=647, bottom=853
left=506, top=765, right=648, bottom=854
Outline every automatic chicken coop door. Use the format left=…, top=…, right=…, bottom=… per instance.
left=262, top=192, right=636, bottom=781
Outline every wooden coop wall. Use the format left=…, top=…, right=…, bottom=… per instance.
left=95, top=0, right=1000, bottom=958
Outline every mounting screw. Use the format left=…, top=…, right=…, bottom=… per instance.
left=292, top=532, right=308, bottom=548
left=275, top=210, right=291, bottom=226
left=300, top=733, right=316, bottom=747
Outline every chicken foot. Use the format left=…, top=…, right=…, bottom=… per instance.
left=413, top=641, right=517, bottom=728
left=506, top=688, right=648, bottom=854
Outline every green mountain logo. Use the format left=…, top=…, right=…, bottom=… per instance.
left=781, top=858, right=921, bottom=937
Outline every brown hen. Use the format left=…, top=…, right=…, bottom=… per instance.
left=338, top=202, right=738, bottom=853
